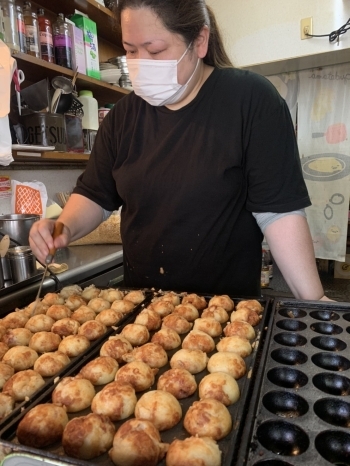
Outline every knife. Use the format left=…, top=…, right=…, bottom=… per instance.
left=31, top=221, right=64, bottom=316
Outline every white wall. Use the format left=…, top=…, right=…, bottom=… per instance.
left=207, top=0, right=350, bottom=68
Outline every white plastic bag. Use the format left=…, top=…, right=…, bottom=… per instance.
left=11, top=179, right=48, bottom=218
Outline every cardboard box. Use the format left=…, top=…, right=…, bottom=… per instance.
left=65, top=19, right=86, bottom=74
left=334, top=255, right=350, bottom=279
left=70, top=13, right=100, bottom=80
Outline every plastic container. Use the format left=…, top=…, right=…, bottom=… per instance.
left=0, top=0, right=20, bottom=52
left=53, top=12, right=72, bottom=69
left=37, top=8, right=54, bottom=63
left=78, top=90, right=99, bottom=130
left=98, top=103, right=113, bottom=125
left=23, top=1, right=40, bottom=58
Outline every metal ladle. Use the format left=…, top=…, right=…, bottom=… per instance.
left=51, top=76, right=74, bottom=113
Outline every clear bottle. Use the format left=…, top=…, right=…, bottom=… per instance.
left=78, top=90, right=99, bottom=130
left=37, top=8, right=54, bottom=63
left=0, top=0, right=20, bottom=52
left=261, top=249, right=270, bottom=288
left=16, top=5, right=27, bottom=53
left=52, top=13, right=72, bottom=69
left=23, top=1, right=40, bottom=58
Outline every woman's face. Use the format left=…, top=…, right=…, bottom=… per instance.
left=121, top=7, right=198, bottom=85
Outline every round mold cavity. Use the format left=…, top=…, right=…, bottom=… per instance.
left=310, top=310, right=340, bottom=322
left=262, top=390, right=308, bottom=418
left=274, top=332, right=307, bottom=347
left=278, top=307, right=307, bottom=319
left=314, top=398, right=350, bottom=427
left=276, top=319, right=307, bottom=332
left=256, top=420, right=309, bottom=456
left=347, top=327, right=350, bottom=335
left=311, top=336, right=346, bottom=352
left=267, top=367, right=308, bottom=389
left=310, top=322, right=343, bottom=335
left=253, top=461, right=294, bottom=466
left=313, top=373, right=350, bottom=396
left=271, top=348, right=308, bottom=366
left=312, top=352, right=350, bottom=372
left=343, top=313, right=350, bottom=322
left=315, top=430, right=350, bottom=465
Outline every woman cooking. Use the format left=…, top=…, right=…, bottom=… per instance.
left=29, top=0, right=330, bottom=300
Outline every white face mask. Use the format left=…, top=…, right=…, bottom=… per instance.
left=126, top=44, right=199, bottom=106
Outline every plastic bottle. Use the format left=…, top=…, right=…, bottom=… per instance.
left=78, top=90, right=99, bottom=130
left=261, top=249, right=270, bottom=288
left=52, top=13, right=72, bottom=69
left=0, top=0, right=20, bottom=52
left=23, top=1, right=40, bottom=58
left=16, top=5, right=27, bottom=53
left=37, top=8, right=54, bottom=63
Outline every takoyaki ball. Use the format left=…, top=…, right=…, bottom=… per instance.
left=81, top=284, right=100, bottom=301
left=148, top=299, right=174, bottom=317
left=78, top=320, right=107, bottom=341
left=230, top=308, right=261, bottom=326
left=59, top=284, right=82, bottom=299
left=87, top=297, right=111, bottom=314
left=166, top=436, right=222, bottom=466
left=161, top=292, right=181, bottom=306
left=157, top=368, right=197, bottom=399
left=199, top=372, right=240, bottom=406
left=208, top=295, right=234, bottom=312
left=236, top=299, right=263, bottom=314
left=109, top=418, right=168, bottom=466
left=42, top=292, right=65, bottom=306
left=182, top=330, right=215, bottom=353
left=0, top=362, right=14, bottom=389
left=46, top=304, right=72, bottom=321
left=184, top=398, right=232, bottom=440
left=207, top=351, right=246, bottom=379
left=193, top=317, right=222, bottom=337
left=170, top=349, right=208, bottom=374
left=0, top=323, right=7, bottom=340
left=216, top=335, right=252, bottom=358
left=0, top=342, right=9, bottom=360
left=2, top=346, right=38, bottom=371
left=3, top=369, right=45, bottom=401
left=135, top=390, right=182, bottom=431
left=121, top=323, right=150, bottom=346
left=0, top=393, right=15, bottom=420
left=111, top=299, right=135, bottom=314
left=223, top=320, right=255, bottom=340
left=64, top=294, right=87, bottom=311
left=2, top=311, right=29, bottom=329
left=100, top=335, right=133, bottom=363
left=115, top=361, right=158, bottom=392
left=201, top=306, right=229, bottom=324
left=24, top=300, right=49, bottom=316
left=62, top=413, right=115, bottom=460
left=58, top=335, right=90, bottom=358
left=182, top=293, right=207, bottom=311
left=134, top=308, right=161, bottom=331
left=99, top=288, right=124, bottom=303
left=71, top=305, right=96, bottom=324
left=162, top=314, right=193, bottom=335
left=34, top=351, right=70, bottom=377
left=51, top=318, right=80, bottom=336
left=95, top=309, right=124, bottom=327
left=52, top=376, right=95, bottom=412
left=2, top=328, right=33, bottom=347
left=79, top=356, right=119, bottom=385
left=151, top=328, right=181, bottom=350
left=123, top=343, right=168, bottom=369
left=25, top=314, right=55, bottom=333
left=91, top=381, right=137, bottom=421
left=29, top=331, right=61, bottom=353
left=17, top=403, right=69, bottom=448
left=173, top=304, right=199, bottom=322
left=123, top=289, right=145, bottom=304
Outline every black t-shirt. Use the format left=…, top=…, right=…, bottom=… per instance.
left=74, top=68, right=310, bottom=296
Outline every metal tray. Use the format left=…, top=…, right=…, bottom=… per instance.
left=236, top=298, right=350, bottom=466
left=0, top=293, right=272, bottom=466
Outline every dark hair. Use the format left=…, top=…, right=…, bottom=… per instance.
left=113, top=0, right=234, bottom=68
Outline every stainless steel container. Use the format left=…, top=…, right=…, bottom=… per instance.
left=7, top=246, right=37, bottom=283
left=0, top=256, right=11, bottom=281
left=0, top=214, right=40, bottom=246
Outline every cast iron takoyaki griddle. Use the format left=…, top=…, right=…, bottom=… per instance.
left=236, top=298, right=350, bottom=466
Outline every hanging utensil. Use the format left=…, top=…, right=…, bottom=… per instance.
left=31, top=221, right=64, bottom=315
left=0, top=235, right=10, bottom=258
left=12, top=68, right=25, bottom=115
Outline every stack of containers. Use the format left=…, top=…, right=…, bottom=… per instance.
left=109, top=55, right=132, bottom=89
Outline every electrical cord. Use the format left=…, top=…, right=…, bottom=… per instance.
left=306, top=18, right=350, bottom=44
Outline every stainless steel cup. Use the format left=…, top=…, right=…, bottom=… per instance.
left=7, top=246, right=37, bottom=283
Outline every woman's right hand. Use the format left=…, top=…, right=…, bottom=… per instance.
left=29, top=218, right=71, bottom=264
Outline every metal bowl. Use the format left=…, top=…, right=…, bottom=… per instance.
left=0, top=214, right=40, bottom=246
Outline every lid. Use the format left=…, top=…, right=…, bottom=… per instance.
left=79, top=90, right=93, bottom=97
left=37, top=8, right=45, bottom=15
left=105, top=103, right=114, bottom=109
left=7, top=246, right=33, bottom=256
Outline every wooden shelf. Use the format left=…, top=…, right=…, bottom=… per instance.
left=13, top=53, right=129, bottom=105
left=13, top=151, right=90, bottom=161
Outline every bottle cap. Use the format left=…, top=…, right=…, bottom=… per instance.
left=79, top=90, right=93, bottom=97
